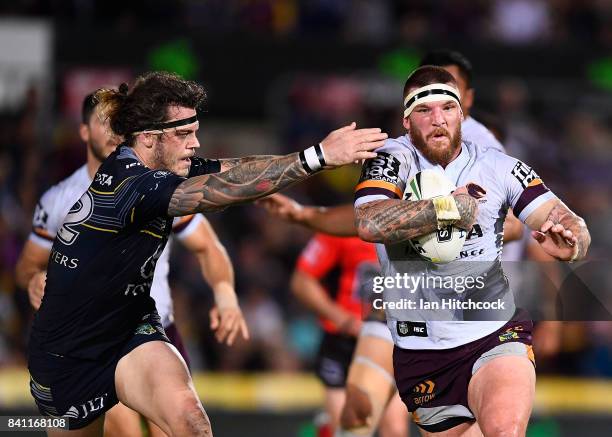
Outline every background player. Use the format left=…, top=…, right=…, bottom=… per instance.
left=292, top=232, right=408, bottom=436
left=16, top=92, right=247, bottom=437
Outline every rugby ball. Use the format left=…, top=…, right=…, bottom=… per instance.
left=404, top=170, right=466, bottom=263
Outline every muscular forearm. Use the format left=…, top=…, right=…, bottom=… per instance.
left=218, top=155, right=277, bottom=172
left=169, top=153, right=308, bottom=215
left=355, top=192, right=477, bottom=244
left=197, top=243, right=235, bottom=294
left=355, top=199, right=439, bottom=244
left=302, top=204, right=357, bottom=237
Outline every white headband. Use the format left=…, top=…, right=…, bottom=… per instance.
left=403, top=83, right=461, bottom=118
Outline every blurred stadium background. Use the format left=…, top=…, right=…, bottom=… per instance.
left=1, top=1, right=612, bottom=436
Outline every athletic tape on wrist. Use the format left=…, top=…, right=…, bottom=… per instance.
left=432, top=195, right=461, bottom=227
left=299, top=144, right=326, bottom=174
left=569, top=243, right=580, bottom=263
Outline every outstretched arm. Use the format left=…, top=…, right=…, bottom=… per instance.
left=525, top=198, right=590, bottom=261
left=257, top=194, right=358, bottom=236
left=168, top=124, right=387, bottom=216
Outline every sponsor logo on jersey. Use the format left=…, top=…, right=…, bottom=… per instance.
left=460, top=248, right=485, bottom=258
left=436, top=225, right=454, bottom=242
left=359, top=152, right=401, bottom=185
left=94, top=173, right=113, bottom=186
left=466, top=224, right=483, bottom=240
left=511, top=161, right=542, bottom=189
left=413, top=379, right=436, bottom=405
left=154, top=171, right=171, bottom=178
left=50, top=248, right=79, bottom=269
left=397, top=321, right=428, bottom=337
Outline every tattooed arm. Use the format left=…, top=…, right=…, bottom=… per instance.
left=168, top=123, right=388, bottom=215
left=525, top=198, right=590, bottom=261
left=355, top=193, right=477, bottom=244
left=218, top=156, right=277, bottom=172
left=169, top=153, right=307, bottom=215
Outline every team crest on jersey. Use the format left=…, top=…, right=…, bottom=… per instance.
left=499, top=328, right=520, bottom=342
left=511, top=161, right=542, bottom=189
left=359, top=152, right=401, bottom=185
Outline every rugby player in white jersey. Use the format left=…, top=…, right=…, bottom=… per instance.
left=258, top=50, right=525, bottom=437
left=353, top=65, right=590, bottom=436
left=15, top=93, right=248, bottom=437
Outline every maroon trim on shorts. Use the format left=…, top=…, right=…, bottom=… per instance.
left=164, top=323, right=191, bottom=371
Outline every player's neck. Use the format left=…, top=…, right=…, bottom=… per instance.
left=86, top=151, right=102, bottom=180
left=131, top=143, right=155, bottom=169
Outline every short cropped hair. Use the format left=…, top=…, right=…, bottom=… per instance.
left=403, top=66, right=458, bottom=100
left=419, top=49, right=473, bottom=88
left=94, top=71, right=206, bottom=146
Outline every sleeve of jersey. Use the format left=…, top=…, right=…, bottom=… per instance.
left=29, top=189, right=59, bottom=249
left=500, top=155, right=557, bottom=222
left=295, top=234, right=341, bottom=279
left=354, top=146, right=407, bottom=208
left=188, top=157, right=221, bottom=177
left=172, top=213, right=204, bottom=238
left=132, top=170, right=187, bottom=223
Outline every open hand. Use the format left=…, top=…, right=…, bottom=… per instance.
left=209, top=305, right=250, bottom=346
left=320, top=122, right=387, bottom=167
left=532, top=220, right=578, bottom=261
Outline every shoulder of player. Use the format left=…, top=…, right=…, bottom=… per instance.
left=39, top=165, right=89, bottom=208
left=464, top=117, right=506, bottom=153
left=376, top=135, right=412, bottom=155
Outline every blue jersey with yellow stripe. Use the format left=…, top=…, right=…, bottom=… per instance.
left=30, top=145, right=219, bottom=360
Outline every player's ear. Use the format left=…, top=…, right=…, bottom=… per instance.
left=79, top=123, right=89, bottom=144
left=402, top=117, right=411, bottom=131
left=140, top=133, right=155, bottom=148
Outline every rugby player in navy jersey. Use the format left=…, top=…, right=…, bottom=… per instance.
left=27, top=71, right=387, bottom=437
left=17, top=92, right=244, bottom=437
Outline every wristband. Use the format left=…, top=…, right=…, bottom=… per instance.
left=299, top=143, right=327, bottom=174
left=432, top=195, right=461, bottom=228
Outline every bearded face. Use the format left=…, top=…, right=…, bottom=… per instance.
left=409, top=122, right=462, bottom=166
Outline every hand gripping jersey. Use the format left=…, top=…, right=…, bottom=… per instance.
left=29, top=145, right=219, bottom=359
left=296, top=234, right=379, bottom=333
left=354, top=136, right=556, bottom=350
